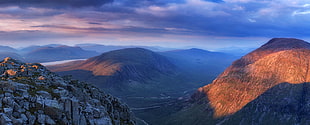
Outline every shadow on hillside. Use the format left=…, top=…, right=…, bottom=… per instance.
left=165, top=82, right=310, bottom=125
left=224, top=82, right=310, bottom=125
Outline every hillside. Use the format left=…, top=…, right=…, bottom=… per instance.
left=166, top=38, right=310, bottom=124
left=0, top=57, right=135, bottom=125
left=49, top=48, right=176, bottom=88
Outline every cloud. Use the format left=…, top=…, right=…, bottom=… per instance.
left=292, top=10, right=310, bottom=16
left=0, top=0, right=113, bottom=8
left=2, top=0, right=310, bottom=49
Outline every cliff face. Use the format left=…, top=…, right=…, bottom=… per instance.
left=0, top=57, right=135, bottom=125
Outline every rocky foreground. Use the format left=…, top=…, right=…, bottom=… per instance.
left=0, top=57, right=135, bottom=125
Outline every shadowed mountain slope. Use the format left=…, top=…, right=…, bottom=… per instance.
left=161, top=48, right=237, bottom=83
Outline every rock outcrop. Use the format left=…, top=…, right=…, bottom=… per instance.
left=0, top=57, right=135, bottom=125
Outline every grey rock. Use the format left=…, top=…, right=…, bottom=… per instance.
left=36, top=90, right=51, bottom=99
left=26, top=112, right=36, bottom=125
left=4, top=92, right=12, bottom=97
left=79, top=114, right=87, bottom=125
left=45, top=115, right=56, bottom=125
left=3, top=108, right=13, bottom=116
left=2, top=97, right=14, bottom=106
left=20, top=114, right=28, bottom=122
left=93, top=109, right=103, bottom=118
left=37, top=114, right=46, bottom=124
left=64, top=99, right=72, bottom=119
left=94, top=117, right=113, bottom=125
left=12, top=118, right=23, bottom=125
left=44, top=99, right=60, bottom=109
left=72, top=99, right=80, bottom=125
left=29, top=96, right=36, bottom=103
left=0, top=113, right=12, bottom=125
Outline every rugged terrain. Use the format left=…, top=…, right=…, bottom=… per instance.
left=166, top=38, right=310, bottom=124
left=0, top=57, right=135, bottom=125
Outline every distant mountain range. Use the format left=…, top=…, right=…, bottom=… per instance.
left=0, top=45, right=17, bottom=52
left=23, top=46, right=99, bottom=63
left=76, top=43, right=175, bottom=53
left=0, top=45, right=99, bottom=63
left=166, top=38, right=310, bottom=124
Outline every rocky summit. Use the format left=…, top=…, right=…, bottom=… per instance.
left=0, top=57, right=135, bottom=125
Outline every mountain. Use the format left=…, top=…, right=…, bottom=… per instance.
left=215, top=47, right=256, bottom=56
left=166, top=38, right=310, bottom=124
left=76, top=44, right=174, bottom=53
left=24, top=46, right=99, bottom=63
left=161, top=48, right=237, bottom=84
left=18, top=44, right=64, bottom=54
left=0, top=57, right=135, bottom=125
left=0, top=45, right=17, bottom=53
left=48, top=48, right=176, bottom=90
left=0, top=52, right=24, bottom=61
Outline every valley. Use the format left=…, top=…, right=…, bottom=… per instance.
left=46, top=47, right=237, bottom=124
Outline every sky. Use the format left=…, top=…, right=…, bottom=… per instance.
left=1, top=0, right=310, bottom=50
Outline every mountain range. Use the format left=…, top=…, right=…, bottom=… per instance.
left=24, top=46, right=99, bottom=63
left=76, top=44, right=174, bottom=53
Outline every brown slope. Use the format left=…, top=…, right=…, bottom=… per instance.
left=49, top=48, right=175, bottom=82
left=197, top=38, right=310, bottom=118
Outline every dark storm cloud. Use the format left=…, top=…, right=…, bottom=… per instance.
left=0, top=0, right=113, bottom=8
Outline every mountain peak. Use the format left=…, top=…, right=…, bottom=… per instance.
left=259, top=38, right=310, bottom=50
